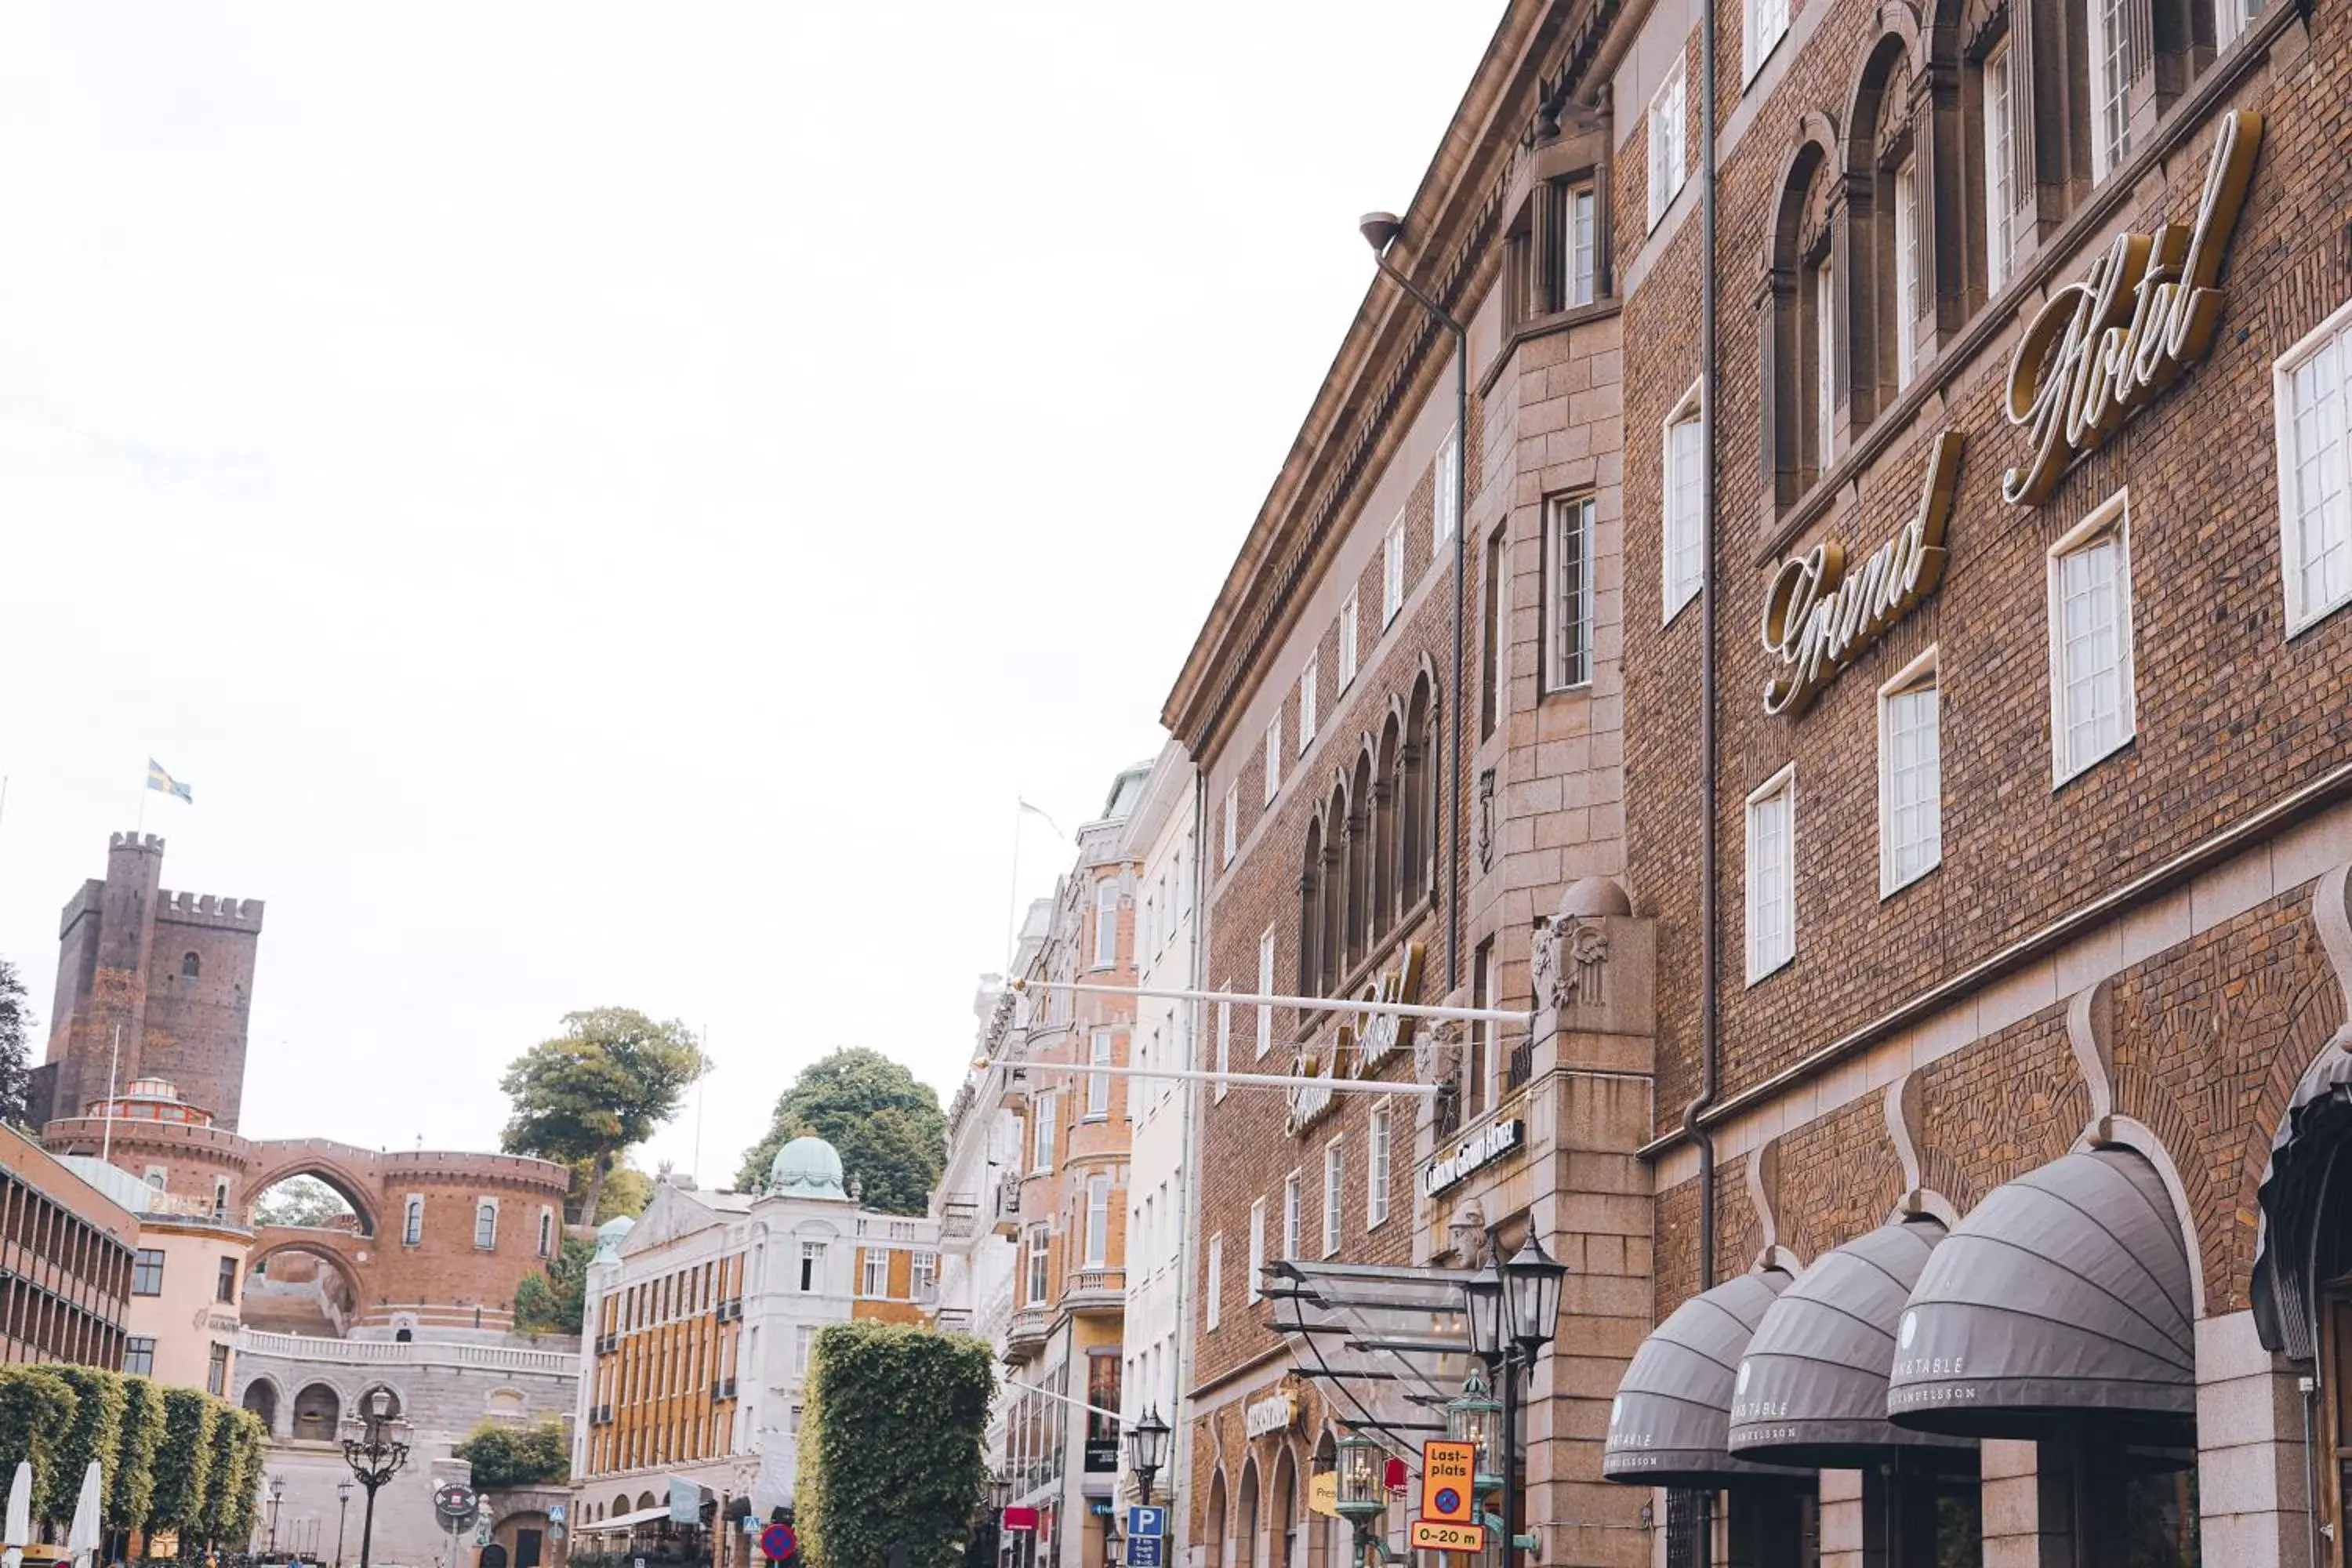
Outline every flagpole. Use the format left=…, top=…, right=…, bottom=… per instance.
left=1005, top=802, right=1025, bottom=966
left=100, top=1025, right=122, bottom=1165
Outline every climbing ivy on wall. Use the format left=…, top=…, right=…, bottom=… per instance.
left=796, top=1321, right=993, bottom=1568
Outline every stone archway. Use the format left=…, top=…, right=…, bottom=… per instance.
left=290, top=1381, right=341, bottom=1442
left=241, top=1377, right=280, bottom=1436
left=241, top=1143, right=384, bottom=1237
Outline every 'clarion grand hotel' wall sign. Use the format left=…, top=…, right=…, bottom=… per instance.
left=1760, top=110, right=2263, bottom=716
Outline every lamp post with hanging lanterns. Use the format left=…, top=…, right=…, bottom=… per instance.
left=339, top=1388, right=409, bottom=1568
left=1332, top=1431, right=1404, bottom=1568
left=1459, top=1233, right=1567, bottom=1568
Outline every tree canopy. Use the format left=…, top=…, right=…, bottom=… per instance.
left=513, top=1235, right=596, bottom=1334
left=797, top=1321, right=993, bottom=1568
left=0, top=957, right=33, bottom=1128
left=499, top=1008, right=705, bottom=1226
left=252, top=1175, right=358, bottom=1229
left=453, top=1420, right=570, bottom=1488
left=737, top=1048, right=946, bottom=1214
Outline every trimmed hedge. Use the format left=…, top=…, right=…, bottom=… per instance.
left=0, top=1366, right=252, bottom=1544
left=797, top=1321, right=993, bottom=1568
left=452, top=1420, right=570, bottom=1489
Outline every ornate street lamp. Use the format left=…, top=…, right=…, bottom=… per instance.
left=1123, top=1407, right=1171, bottom=1508
left=1501, top=1235, right=1566, bottom=1356
left=1460, top=1266, right=1505, bottom=1367
left=1445, top=1373, right=1503, bottom=1494
left=339, top=1388, right=409, bottom=1568
left=1332, top=1431, right=1388, bottom=1568
left=336, top=1479, right=354, bottom=1568
left=1460, top=1231, right=1567, bottom=1568
left=267, top=1474, right=285, bottom=1556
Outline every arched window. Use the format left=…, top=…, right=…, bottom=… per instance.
left=1401, top=677, right=1431, bottom=902
left=1238, top=1461, right=1261, bottom=1568
left=1762, top=127, right=1840, bottom=507
left=291, top=1382, right=340, bottom=1442
left=1374, top=717, right=1399, bottom=931
left=1419, top=681, right=1442, bottom=898
left=1319, top=782, right=1347, bottom=996
left=538, top=1207, right=554, bottom=1258
left=1298, top=818, right=1325, bottom=1001
left=181, top=952, right=200, bottom=978
left=475, top=1199, right=499, bottom=1250
left=241, top=1380, right=278, bottom=1436
left=1347, top=752, right=1374, bottom=966
left=404, top=1196, right=423, bottom=1247
left=1207, top=1472, right=1231, bottom=1568
left=1848, top=34, right=1918, bottom=423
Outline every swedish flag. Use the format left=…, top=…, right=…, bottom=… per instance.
left=145, top=760, right=193, bottom=804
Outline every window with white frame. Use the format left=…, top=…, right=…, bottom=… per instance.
left=1207, top=1232, right=1225, bottom=1328
left=1435, top=430, right=1461, bottom=546
left=1878, top=650, right=1943, bottom=895
left=1384, top=522, right=1406, bottom=624
left=1745, top=765, right=1797, bottom=981
left=1256, top=927, right=1276, bottom=1058
left=1647, top=60, right=1687, bottom=229
left=404, top=1196, right=423, bottom=1246
left=1983, top=44, right=2016, bottom=292
left=538, top=1207, right=554, bottom=1258
left=1033, top=1092, right=1057, bottom=1170
left=911, top=1249, right=938, bottom=1301
left=1322, top=1141, right=1343, bottom=1258
left=2086, top=0, right=2132, bottom=181
left=795, top=1324, right=815, bottom=1374
left=1338, top=590, right=1360, bottom=688
left=1265, top=715, right=1283, bottom=804
left=1894, top=158, right=1921, bottom=387
left=1300, top=659, right=1319, bottom=749
left=861, top=1249, right=888, bottom=1298
left=1084, top=1174, right=1111, bottom=1268
left=800, top=1240, right=826, bottom=1292
left=1663, top=387, right=1704, bottom=618
left=1568, top=186, right=1599, bottom=307
left=474, top=1200, right=498, bottom=1250
left=1368, top=1103, right=1392, bottom=1229
left=1094, top=880, right=1119, bottom=968
left=1283, top=1172, right=1301, bottom=1261
left=2216, top=0, right=2262, bottom=45
left=2049, top=493, right=2137, bottom=783
left=1087, top=1029, right=1114, bottom=1118
left=1744, top=0, right=1789, bottom=80
left=1215, top=999, right=1232, bottom=1100
left=2277, top=299, right=2352, bottom=633
left=1546, top=494, right=1595, bottom=691
left=1025, top=1224, right=1051, bottom=1305
left=1224, top=785, right=1239, bottom=867
left=1814, top=256, right=1836, bottom=448
left=1247, top=1199, right=1266, bottom=1302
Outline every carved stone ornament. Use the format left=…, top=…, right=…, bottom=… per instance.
left=1417, top=1019, right=1464, bottom=1087
left=1475, top=769, right=1497, bottom=873
left=1554, top=923, right=1610, bottom=1009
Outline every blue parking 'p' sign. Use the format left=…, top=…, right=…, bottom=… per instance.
left=1127, top=1508, right=1167, bottom=1539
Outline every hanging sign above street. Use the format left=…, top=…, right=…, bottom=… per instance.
left=1287, top=946, right=1425, bottom=1137
left=1002, top=1508, right=1040, bottom=1534
left=2002, top=110, right=2262, bottom=506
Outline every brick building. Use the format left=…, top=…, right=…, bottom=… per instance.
left=0, top=1122, right=137, bottom=1369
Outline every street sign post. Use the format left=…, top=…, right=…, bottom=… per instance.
left=1125, top=1508, right=1165, bottom=1540
left=1407, top=1523, right=1486, bottom=1554
left=1123, top=1539, right=1163, bottom=1567
left=1417, top=1441, right=1475, bottom=1525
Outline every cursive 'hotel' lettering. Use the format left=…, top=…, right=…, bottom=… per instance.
left=1761, top=432, right=1963, bottom=717
left=2002, top=110, right=2263, bottom=506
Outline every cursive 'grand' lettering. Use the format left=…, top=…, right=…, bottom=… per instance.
left=1762, top=431, right=1963, bottom=716
left=2002, top=110, right=2263, bottom=505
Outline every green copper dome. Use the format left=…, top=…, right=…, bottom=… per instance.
left=771, top=1135, right=848, bottom=1200
left=591, top=1213, right=635, bottom=1264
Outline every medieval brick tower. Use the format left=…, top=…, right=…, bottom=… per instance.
left=34, top=832, right=263, bottom=1131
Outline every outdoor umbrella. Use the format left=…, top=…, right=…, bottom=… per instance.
left=64, top=1461, right=101, bottom=1568
left=3, top=1459, right=32, bottom=1568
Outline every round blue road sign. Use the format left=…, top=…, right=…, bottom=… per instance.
left=761, top=1524, right=798, bottom=1562
left=1434, top=1489, right=1461, bottom=1516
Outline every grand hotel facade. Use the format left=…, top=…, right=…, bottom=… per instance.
left=1157, top=0, right=2352, bottom=1563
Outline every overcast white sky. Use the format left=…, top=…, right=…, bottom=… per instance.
left=0, top=1, right=1498, bottom=1186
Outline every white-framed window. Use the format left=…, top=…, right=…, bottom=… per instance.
left=2049, top=491, right=2138, bottom=783
left=2087, top=0, right=2132, bottom=181
left=1663, top=383, right=1704, bottom=618
left=1321, top=1141, right=1344, bottom=1258
left=1367, top=1103, right=1392, bottom=1229
left=911, top=1249, right=938, bottom=1301
left=1283, top=1171, right=1302, bottom=1261
left=1893, top=157, right=1921, bottom=387
left=1338, top=590, right=1360, bottom=688
left=1878, top=648, right=1943, bottom=895
left=1545, top=493, right=1595, bottom=691
left=1265, top=715, right=1283, bottom=804
left=1745, top=764, right=1797, bottom=982
left=1744, top=0, right=1789, bottom=81
left=800, top=1240, right=826, bottom=1292
left=1300, top=659, right=1319, bottom=749
left=1983, top=44, right=2016, bottom=292
left=1215, top=1000, right=1232, bottom=1101
left=1087, top=1028, right=1114, bottom=1118
left=1084, top=1174, right=1111, bottom=1268
left=474, top=1199, right=499, bottom=1250
left=538, top=1207, right=554, bottom=1258
left=1033, top=1091, right=1058, bottom=1170
left=1647, top=59, right=1687, bottom=230
left=2277, top=299, right=2352, bottom=634
left=1435, top=429, right=1461, bottom=547
left=1568, top=185, right=1599, bottom=307
left=1223, top=785, right=1239, bottom=868
left=1815, top=256, right=1836, bottom=450
left=403, top=1195, right=423, bottom=1247
left=1025, top=1224, right=1051, bottom=1305
left=1256, top=927, right=1276, bottom=1058
left=861, top=1249, right=889, bottom=1298
left=1247, top=1199, right=1265, bottom=1303
left=2216, top=0, right=2262, bottom=45
left=1094, top=880, right=1119, bottom=968
left=795, top=1323, right=815, bottom=1374
left=1206, top=1232, right=1225, bottom=1329
left=1383, top=521, right=1406, bottom=624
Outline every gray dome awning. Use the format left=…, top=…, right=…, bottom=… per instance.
left=1886, top=1149, right=2195, bottom=1440
left=1602, top=1269, right=1811, bottom=1487
left=1728, top=1218, right=1972, bottom=1466
left=2252, top=1044, right=2352, bottom=1361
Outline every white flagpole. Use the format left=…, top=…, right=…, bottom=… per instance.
left=100, top=1025, right=122, bottom=1164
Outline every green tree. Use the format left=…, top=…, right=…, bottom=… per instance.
left=0, top=1367, right=79, bottom=1505
left=561, top=1156, right=652, bottom=1224
left=452, top=1420, right=570, bottom=1488
left=252, top=1174, right=358, bottom=1228
left=737, top=1049, right=946, bottom=1214
left=797, top=1321, right=992, bottom=1568
left=499, top=1009, right=706, bottom=1226
left=0, top=956, right=33, bottom=1128
left=147, top=1387, right=218, bottom=1537
left=514, top=1236, right=596, bottom=1334
left=110, top=1377, right=164, bottom=1533
left=198, top=1409, right=263, bottom=1546
left=40, top=1367, right=124, bottom=1525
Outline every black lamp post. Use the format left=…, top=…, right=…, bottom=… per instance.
left=336, top=1479, right=353, bottom=1568
left=1123, top=1406, right=1171, bottom=1508
left=339, top=1388, right=409, bottom=1568
left=1461, top=1233, right=1566, bottom=1568
left=268, top=1474, right=285, bottom=1556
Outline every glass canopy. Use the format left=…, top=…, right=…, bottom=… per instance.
left=1263, top=1258, right=1481, bottom=1475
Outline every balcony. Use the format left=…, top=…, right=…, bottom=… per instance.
left=942, top=1196, right=979, bottom=1240
left=931, top=1308, right=975, bottom=1334
left=1062, top=1267, right=1126, bottom=1309
left=990, top=1173, right=1025, bottom=1238
left=1004, top=1304, right=1051, bottom=1359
